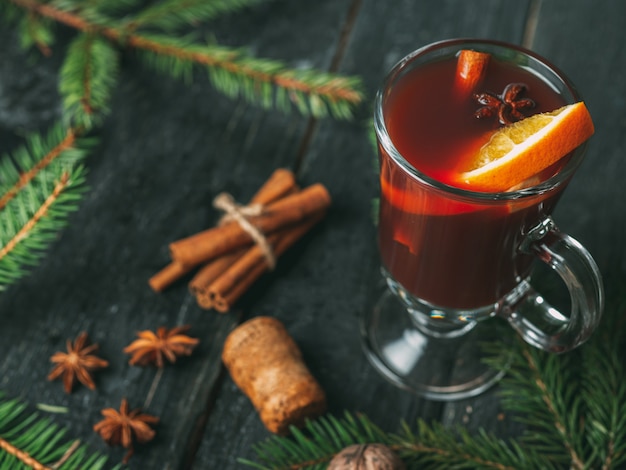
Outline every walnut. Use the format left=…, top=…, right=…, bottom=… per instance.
left=327, top=443, right=406, bottom=470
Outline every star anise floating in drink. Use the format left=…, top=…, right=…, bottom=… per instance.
left=93, top=398, right=159, bottom=464
left=48, top=331, right=109, bottom=393
left=123, top=325, right=199, bottom=367
left=474, top=82, right=536, bottom=125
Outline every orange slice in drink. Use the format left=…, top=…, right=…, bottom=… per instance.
left=456, top=102, right=594, bottom=192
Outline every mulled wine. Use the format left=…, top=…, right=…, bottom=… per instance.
left=364, top=39, right=602, bottom=400
left=377, top=51, right=567, bottom=309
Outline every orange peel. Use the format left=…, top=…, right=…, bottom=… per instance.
left=457, top=102, right=594, bottom=192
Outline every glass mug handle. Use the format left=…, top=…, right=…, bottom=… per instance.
left=499, top=217, right=604, bottom=353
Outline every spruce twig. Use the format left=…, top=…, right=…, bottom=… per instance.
left=240, top=412, right=555, bottom=470
left=580, top=296, right=626, bottom=469
left=0, top=393, right=114, bottom=469
left=8, top=0, right=364, bottom=120
left=122, top=0, right=262, bottom=32
left=0, top=127, right=77, bottom=211
left=0, top=125, right=91, bottom=290
left=19, top=11, right=54, bottom=56
left=60, top=33, right=119, bottom=130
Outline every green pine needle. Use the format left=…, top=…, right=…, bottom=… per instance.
left=580, top=296, right=626, bottom=468
left=0, top=124, right=92, bottom=291
left=18, top=11, right=55, bottom=56
left=392, top=420, right=556, bottom=469
left=123, top=0, right=264, bottom=32
left=0, top=393, right=114, bottom=470
left=49, top=0, right=139, bottom=25
left=239, top=413, right=390, bottom=469
left=60, top=33, right=120, bottom=129
left=5, top=0, right=364, bottom=120
left=135, top=33, right=363, bottom=119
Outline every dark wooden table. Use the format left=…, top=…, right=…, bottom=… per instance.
left=1, top=1, right=624, bottom=468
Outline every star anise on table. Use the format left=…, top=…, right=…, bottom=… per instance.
left=474, top=82, right=536, bottom=125
left=48, top=331, right=109, bottom=393
left=123, top=325, right=199, bottom=367
left=93, top=398, right=159, bottom=464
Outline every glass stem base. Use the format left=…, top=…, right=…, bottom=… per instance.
left=360, top=288, right=513, bottom=400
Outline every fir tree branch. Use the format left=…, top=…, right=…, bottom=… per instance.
left=51, top=0, right=143, bottom=18
left=0, top=435, right=52, bottom=470
left=0, top=172, right=71, bottom=260
left=242, top=412, right=555, bottom=470
left=0, top=127, right=76, bottom=211
left=59, top=33, right=119, bottom=129
left=584, top=353, right=626, bottom=470
left=493, top=341, right=585, bottom=468
left=241, top=413, right=389, bottom=469
left=123, top=0, right=262, bottom=32
left=0, top=125, right=91, bottom=291
left=581, top=299, right=626, bottom=469
left=519, top=347, right=585, bottom=469
left=19, top=11, right=54, bottom=56
left=392, top=420, right=556, bottom=470
left=9, top=0, right=364, bottom=119
left=0, top=393, right=114, bottom=469
left=0, top=167, right=86, bottom=288
left=133, top=34, right=362, bottom=118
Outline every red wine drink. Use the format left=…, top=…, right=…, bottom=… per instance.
left=378, top=53, right=566, bottom=309
left=363, top=39, right=603, bottom=400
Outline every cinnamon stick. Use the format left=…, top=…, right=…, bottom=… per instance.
left=149, top=168, right=297, bottom=292
left=169, top=184, right=331, bottom=267
left=454, top=49, right=490, bottom=100
left=149, top=261, right=193, bottom=292
left=195, top=291, right=214, bottom=310
left=208, top=214, right=324, bottom=313
left=249, top=168, right=297, bottom=205
left=189, top=248, right=245, bottom=295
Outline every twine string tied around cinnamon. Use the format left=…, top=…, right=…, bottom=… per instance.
left=213, top=192, right=276, bottom=269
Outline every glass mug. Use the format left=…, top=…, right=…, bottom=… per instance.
left=361, top=39, right=603, bottom=400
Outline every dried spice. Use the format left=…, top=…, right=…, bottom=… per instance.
left=47, top=331, right=109, bottom=393
left=149, top=169, right=330, bottom=313
left=454, top=49, right=490, bottom=100
left=93, top=398, right=159, bottom=464
left=474, top=82, right=535, bottom=125
left=123, top=325, right=199, bottom=367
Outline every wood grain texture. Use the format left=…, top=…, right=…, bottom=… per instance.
left=0, top=0, right=624, bottom=469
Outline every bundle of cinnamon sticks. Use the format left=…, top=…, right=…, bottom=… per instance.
left=149, top=169, right=331, bottom=312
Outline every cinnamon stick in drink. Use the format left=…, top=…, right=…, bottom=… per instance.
left=208, top=214, right=324, bottom=313
left=454, top=49, right=490, bottom=100
left=169, top=184, right=331, bottom=267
